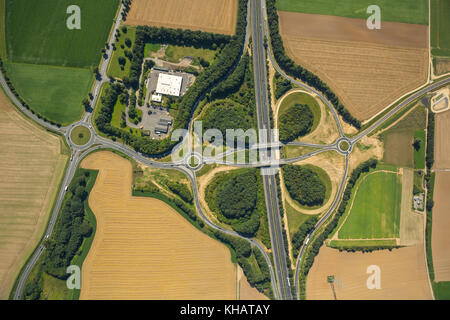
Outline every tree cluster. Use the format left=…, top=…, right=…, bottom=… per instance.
left=426, top=110, right=435, bottom=169
left=282, top=165, right=326, bottom=206
left=291, top=216, right=318, bottom=258
left=274, top=71, right=293, bottom=100
left=166, top=181, right=193, bottom=204
left=278, top=104, right=314, bottom=142
left=266, top=0, right=361, bottom=129
left=42, top=171, right=94, bottom=280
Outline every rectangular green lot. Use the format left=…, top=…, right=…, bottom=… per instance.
left=338, top=169, right=402, bottom=239
left=276, top=0, right=429, bottom=25
left=107, top=27, right=136, bottom=80
left=5, top=62, right=93, bottom=124
left=6, top=0, right=120, bottom=68
left=430, top=0, right=450, bottom=57
left=414, top=130, right=426, bottom=169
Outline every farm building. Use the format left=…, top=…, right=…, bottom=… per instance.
left=156, top=73, right=183, bottom=97
left=155, top=124, right=169, bottom=134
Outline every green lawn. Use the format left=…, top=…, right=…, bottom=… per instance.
left=144, top=43, right=161, bottom=57
left=414, top=130, right=426, bottom=169
left=278, top=91, right=321, bottom=137
left=284, top=199, right=314, bottom=238
left=338, top=170, right=402, bottom=239
left=70, top=125, right=91, bottom=146
left=431, top=0, right=450, bottom=57
left=165, top=45, right=217, bottom=66
left=6, top=0, right=120, bottom=68
left=5, top=62, right=93, bottom=125
left=107, top=27, right=136, bottom=79
left=276, top=0, right=428, bottom=25
left=330, top=239, right=397, bottom=248
left=111, top=99, right=126, bottom=128
left=433, top=282, right=450, bottom=300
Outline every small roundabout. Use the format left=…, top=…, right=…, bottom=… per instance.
left=69, top=125, right=92, bottom=147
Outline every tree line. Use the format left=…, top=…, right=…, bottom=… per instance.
left=266, top=0, right=361, bottom=129
left=291, top=216, right=318, bottom=258
left=273, top=71, right=293, bottom=100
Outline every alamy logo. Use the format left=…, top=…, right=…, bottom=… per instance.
left=66, top=5, right=81, bottom=30
left=366, top=265, right=381, bottom=289
left=66, top=265, right=81, bottom=290
left=366, top=5, right=381, bottom=30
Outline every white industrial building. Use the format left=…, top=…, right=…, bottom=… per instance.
left=151, top=93, right=162, bottom=103
left=155, top=73, right=183, bottom=97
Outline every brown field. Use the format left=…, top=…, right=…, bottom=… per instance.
left=279, top=12, right=428, bottom=121
left=0, top=92, right=67, bottom=299
left=382, top=130, right=413, bottom=167
left=435, top=57, right=450, bottom=76
left=79, top=151, right=237, bottom=299
left=432, top=172, right=450, bottom=282
left=307, top=246, right=432, bottom=300
left=238, top=267, right=268, bottom=300
left=124, top=0, right=237, bottom=35
left=435, top=110, right=450, bottom=169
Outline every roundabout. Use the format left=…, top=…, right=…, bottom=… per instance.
left=69, top=125, right=92, bottom=147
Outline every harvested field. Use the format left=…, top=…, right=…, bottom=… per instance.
left=279, top=12, right=428, bottom=121
left=435, top=110, right=450, bottom=169
left=435, top=57, right=450, bottom=75
left=0, top=91, right=67, bottom=299
left=432, top=172, right=450, bottom=282
left=307, top=245, right=432, bottom=300
left=124, top=0, right=237, bottom=35
left=80, top=151, right=237, bottom=299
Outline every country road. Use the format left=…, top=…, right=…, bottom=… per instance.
left=1, top=0, right=449, bottom=300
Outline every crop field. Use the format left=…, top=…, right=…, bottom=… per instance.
left=307, top=245, right=433, bottom=299
left=431, top=0, right=450, bottom=57
left=337, top=170, right=402, bottom=239
left=79, top=151, right=237, bottom=299
left=381, top=105, right=427, bottom=168
left=5, top=0, right=120, bottom=68
left=4, top=63, right=93, bottom=124
left=279, top=12, right=429, bottom=121
left=277, top=0, right=429, bottom=25
left=0, top=91, right=67, bottom=299
left=124, top=0, right=238, bottom=35
left=432, top=172, right=450, bottom=282
left=435, top=110, right=450, bottom=169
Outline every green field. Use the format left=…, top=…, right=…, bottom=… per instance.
left=276, top=0, right=428, bottom=25
left=431, top=0, right=450, bottom=57
left=5, top=63, right=93, bottom=124
left=330, top=239, right=397, bottom=248
left=0, top=0, right=6, bottom=59
left=6, top=0, right=120, bottom=68
left=70, top=126, right=91, bottom=145
left=144, top=43, right=161, bottom=57
left=338, top=169, right=402, bottom=239
left=107, top=27, right=136, bottom=80
left=165, top=45, right=217, bottom=66
left=414, top=130, right=426, bottom=169
left=278, top=91, right=321, bottom=137
left=284, top=200, right=312, bottom=238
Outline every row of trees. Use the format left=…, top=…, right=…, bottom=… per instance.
left=282, top=165, right=326, bottom=206
left=166, top=181, right=193, bottom=204
left=266, top=0, right=361, bottom=129
left=273, top=71, right=293, bottom=100
left=278, top=104, right=314, bottom=142
left=43, top=171, right=94, bottom=279
left=426, top=110, right=435, bottom=170
left=292, top=216, right=318, bottom=258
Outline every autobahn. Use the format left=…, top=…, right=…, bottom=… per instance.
left=1, top=0, right=449, bottom=300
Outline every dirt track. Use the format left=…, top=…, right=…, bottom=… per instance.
left=279, top=12, right=428, bottom=121
left=124, top=0, right=237, bottom=35
left=80, top=151, right=237, bottom=299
